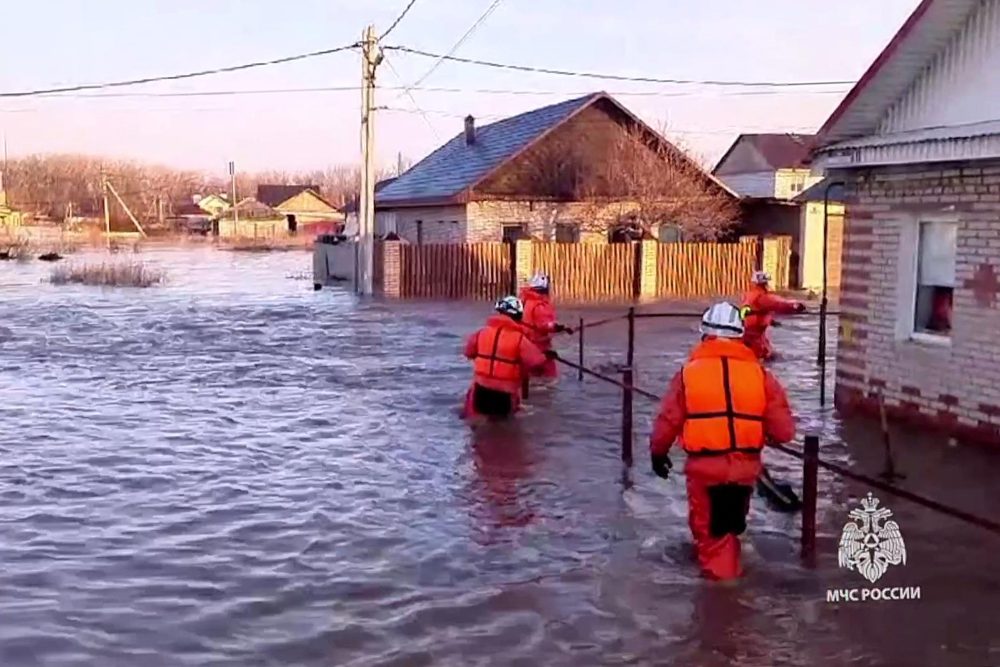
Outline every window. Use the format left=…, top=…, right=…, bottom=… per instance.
left=555, top=222, right=580, bottom=243
left=502, top=224, right=527, bottom=243
left=658, top=224, right=683, bottom=243
left=912, top=221, right=956, bottom=337
left=416, top=220, right=424, bottom=246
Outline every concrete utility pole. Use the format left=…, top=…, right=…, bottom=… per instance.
left=101, top=171, right=111, bottom=248
left=229, top=160, right=239, bottom=227
left=358, top=24, right=381, bottom=295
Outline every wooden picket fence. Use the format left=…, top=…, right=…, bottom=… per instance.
left=381, top=237, right=787, bottom=301
left=657, top=242, right=757, bottom=298
left=532, top=242, right=635, bottom=302
left=398, top=242, right=511, bottom=299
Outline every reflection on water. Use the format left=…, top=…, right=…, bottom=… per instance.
left=0, top=247, right=997, bottom=666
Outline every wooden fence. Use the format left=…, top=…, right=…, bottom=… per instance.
left=398, top=242, right=511, bottom=299
left=656, top=242, right=756, bottom=298
left=375, top=237, right=790, bottom=301
left=531, top=242, right=635, bottom=302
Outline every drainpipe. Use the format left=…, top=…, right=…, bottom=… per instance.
left=818, top=179, right=845, bottom=408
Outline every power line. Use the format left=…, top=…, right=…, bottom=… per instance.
left=0, top=43, right=360, bottom=99
left=380, top=0, right=420, bottom=40
left=8, top=85, right=851, bottom=100
left=386, top=45, right=856, bottom=88
left=381, top=54, right=441, bottom=142
left=408, top=0, right=504, bottom=89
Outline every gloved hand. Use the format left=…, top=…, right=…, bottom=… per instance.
left=651, top=452, right=672, bottom=479
left=794, top=302, right=807, bottom=314
left=544, top=349, right=559, bottom=360
left=555, top=323, right=574, bottom=334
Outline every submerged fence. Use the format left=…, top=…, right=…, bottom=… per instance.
left=322, top=236, right=788, bottom=302
left=554, top=306, right=1000, bottom=563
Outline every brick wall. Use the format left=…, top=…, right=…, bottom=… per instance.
left=467, top=200, right=632, bottom=243
left=833, top=160, right=1000, bottom=445
left=375, top=206, right=468, bottom=243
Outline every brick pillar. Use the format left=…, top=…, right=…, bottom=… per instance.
left=638, top=239, right=658, bottom=301
left=762, top=236, right=792, bottom=289
left=381, top=240, right=401, bottom=298
left=514, top=239, right=533, bottom=291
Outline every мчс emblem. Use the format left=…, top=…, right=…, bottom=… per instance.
left=837, top=493, right=907, bottom=583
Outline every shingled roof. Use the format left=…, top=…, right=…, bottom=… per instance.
left=713, top=133, right=817, bottom=174
left=377, top=94, right=603, bottom=207
left=257, top=184, right=321, bottom=208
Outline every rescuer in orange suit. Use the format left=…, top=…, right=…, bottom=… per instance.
left=518, top=272, right=573, bottom=381
left=740, top=270, right=806, bottom=360
left=649, top=302, right=796, bottom=581
left=462, top=296, right=553, bottom=420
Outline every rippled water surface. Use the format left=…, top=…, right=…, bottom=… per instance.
left=2, top=247, right=998, bottom=666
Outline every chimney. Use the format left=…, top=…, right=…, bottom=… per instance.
left=464, top=115, right=476, bottom=145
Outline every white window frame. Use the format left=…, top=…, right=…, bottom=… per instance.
left=895, top=214, right=957, bottom=347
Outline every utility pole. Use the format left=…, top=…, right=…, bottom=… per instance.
left=101, top=171, right=111, bottom=248
left=229, top=160, right=239, bottom=228
left=358, top=24, right=381, bottom=295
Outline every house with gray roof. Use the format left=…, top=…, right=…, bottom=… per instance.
left=375, top=92, right=735, bottom=244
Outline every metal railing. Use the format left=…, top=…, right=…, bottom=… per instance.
left=551, top=306, right=1000, bottom=564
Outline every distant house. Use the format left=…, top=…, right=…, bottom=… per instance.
left=812, top=0, right=1000, bottom=445
left=194, top=193, right=231, bottom=217
left=256, top=184, right=344, bottom=232
left=344, top=177, right=397, bottom=236
left=0, top=178, right=23, bottom=228
left=713, top=133, right=839, bottom=290
left=218, top=197, right=286, bottom=238
left=167, top=200, right=213, bottom=234
left=374, top=92, right=736, bottom=244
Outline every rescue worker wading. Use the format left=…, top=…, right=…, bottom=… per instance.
left=649, top=302, right=796, bottom=581
left=740, top=270, right=806, bottom=360
left=462, top=296, right=553, bottom=420
left=518, top=272, right=573, bottom=380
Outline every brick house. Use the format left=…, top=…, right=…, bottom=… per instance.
left=714, top=134, right=845, bottom=290
left=812, top=0, right=1000, bottom=445
left=374, top=92, right=736, bottom=244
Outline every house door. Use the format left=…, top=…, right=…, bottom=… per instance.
left=286, top=214, right=297, bottom=234
left=502, top=224, right=527, bottom=243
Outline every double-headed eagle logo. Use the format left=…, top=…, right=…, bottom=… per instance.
left=838, top=493, right=907, bottom=583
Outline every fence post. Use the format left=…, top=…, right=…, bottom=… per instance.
left=621, top=306, right=636, bottom=467
left=577, top=316, right=584, bottom=382
left=801, top=434, right=819, bottom=565
left=621, top=365, right=634, bottom=467
left=522, top=375, right=530, bottom=401
left=626, top=306, right=636, bottom=368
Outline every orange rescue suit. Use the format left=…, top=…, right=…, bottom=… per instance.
left=463, top=315, right=546, bottom=417
left=650, top=337, right=795, bottom=580
left=519, top=287, right=559, bottom=379
left=741, top=284, right=801, bottom=360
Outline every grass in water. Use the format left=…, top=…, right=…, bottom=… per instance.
left=50, top=260, right=166, bottom=288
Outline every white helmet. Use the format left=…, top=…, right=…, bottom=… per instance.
left=752, top=270, right=771, bottom=285
left=528, top=272, right=550, bottom=291
left=699, top=302, right=744, bottom=339
left=495, top=295, right=524, bottom=319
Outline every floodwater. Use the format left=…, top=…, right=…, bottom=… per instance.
left=1, top=246, right=998, bottom=667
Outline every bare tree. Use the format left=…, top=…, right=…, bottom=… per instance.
left=491, top=120, right=738, bottom=240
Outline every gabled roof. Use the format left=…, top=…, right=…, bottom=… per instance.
left=713, top=133, right=816, bottom=173
left=257, top=184, right=320, bottom=207
left=376, top=92, right=736, bottom=207
left=815, top=0, right=981, bottom=147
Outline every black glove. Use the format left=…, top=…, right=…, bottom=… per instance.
left=554, top=324, right=574, bottom=334
left=794, top=302, right=807, bottom=314
left=651, top=452, right=672, bottom=479
left=544, top=349, right=559, bottom=360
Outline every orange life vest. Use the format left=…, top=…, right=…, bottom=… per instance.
left=681, top=338, right=767, bottom=456
left=741, top=285, right=771, bottom=334
left=473, top=324, right=526, bottom=383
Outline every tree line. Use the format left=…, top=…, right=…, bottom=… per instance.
left=1, top=154, right=401, bottom=226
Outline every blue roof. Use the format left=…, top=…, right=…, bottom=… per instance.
left=376, top=93, right=600, bottom=207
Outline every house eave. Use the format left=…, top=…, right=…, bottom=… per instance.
left=815, top=131, right=1000, bottom=170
